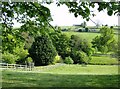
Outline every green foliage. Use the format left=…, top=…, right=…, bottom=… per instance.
left=53, top=54, right=62, bottom=64
left=13, top=46, right=29, bottom=64
left=29, top=33, right=57, bottom=66
left=85, top=27, right=89, bottom=32
left=2, top=2, right=119, bottom=29
left=64, top=56, right=74, bottom=64
left=2, top=2, right=52, bottom=28
left=49, top=29, right=71, bottom=59
left=2, top=52, right=18, bottom=64
left=92, top=26, right=117, bottom=54
left=26, top=57, right=33, bottom=63
left=71, top=50, right=89, bottom=64
left=57, top=2, right=118, bottom=21
left=100, top=46, right=108, bottom=54
left=2, top=27, right=25, bottom=53
left=70, top=35, right=93, bottom=57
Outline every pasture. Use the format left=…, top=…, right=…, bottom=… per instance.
left=63, top=31, right=118, bottom=42
left=2, top=64, right=119, bottom=88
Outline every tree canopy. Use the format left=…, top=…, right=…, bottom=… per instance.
left=1, top=1, right=119, bottom=29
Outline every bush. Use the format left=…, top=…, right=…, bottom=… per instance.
left=53, top=54, right=63, bottom=64
left=2, top=52, right=19, bottom=64
left=70, top=35, right=93, bottom=57
left=29, top=33, right=57, bottom=66
left=64, top=56, right=74, bottom=64
left=85, top=27, right=89, bottom=32
left=78, top=29, right=82, bottom=32
left=13, top=46, right=29, bottom=64
left=71, top=51, right=89, bottom=64
left=26, top=57, right=33, bottom=63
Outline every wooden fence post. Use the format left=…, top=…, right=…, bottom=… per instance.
left=25, top=65, right=27, bottom=71
left=14, top=64, right=16, bottom=69
left=7, top=63, right=8, bottom=69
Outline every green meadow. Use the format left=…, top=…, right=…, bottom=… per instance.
left=2, top=64, right=119, bottom=88
left=63, top=32, right=118, bottom=42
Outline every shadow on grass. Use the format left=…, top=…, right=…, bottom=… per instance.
left=2, top=71, right=119, bottom=89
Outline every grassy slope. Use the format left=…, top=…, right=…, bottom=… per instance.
left=63, top=32, right=118, bottom=42
left=63, top=32, right=100, bottom=42
left=89, top=56, right=118, bottom=65
left=2, top=65, right=119, bottom=88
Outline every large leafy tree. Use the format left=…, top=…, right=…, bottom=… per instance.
left=92, top=26, right=117, bottom=54
left=49, top=29, right=71, bottom=59
left=1, top=1, right=119, bottom=29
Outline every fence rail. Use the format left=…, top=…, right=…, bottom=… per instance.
left=0, top=63, right=34, bottom=71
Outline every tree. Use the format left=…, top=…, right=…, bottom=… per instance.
left=70, top=35, right=93, bottom=57
left=29, top=33, right=57, bottom=66
left=92, top=26, right=117, bottom=54
left=70, top=35, right=93, bottom=64
left=1, top=2, right=119, bottom=29
left=2, top=26, right=25, bottom=53
left=49, top=29, right=71, bottom=59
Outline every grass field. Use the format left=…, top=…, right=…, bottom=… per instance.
left=63, top=32, right=118, bottom=42
left=63, top=32, right=100, bottom=42
left=89, top=56, right=118, bottom=65
left=2, top=64, right=119, bottom=88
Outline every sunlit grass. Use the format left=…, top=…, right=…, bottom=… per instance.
left=89, top=56, right=118, bottom=65
left=63, top=32, right=100, bottom=42
left=63, top=32, right=118, bottom=42
left=2, top=65, right=119, bottom=88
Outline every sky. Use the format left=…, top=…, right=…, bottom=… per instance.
left=13, top=2, right=118, bottom=27
left=44, top=3, right=118, bottom=26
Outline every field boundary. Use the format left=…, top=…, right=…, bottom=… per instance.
left=0, top=63, right=34, bottom=71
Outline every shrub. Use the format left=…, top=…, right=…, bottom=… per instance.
left=70, top=35, right=93, bottom=57
left=53, top=54, right=62, bottom=63
left=13, top=46, right=29, bottom=64
left=26, top=57, right=33, bottom=63
left=2, top=52, right=19, bottom=64
left=29, top=33, right=57, bottom=66
left=85, top=27, right=89, bottom=32
left=64, top=56, right=74, bottom=64
left=78, top=29, right=82, bottom=32
left=71, top=51, right=89, bottom=64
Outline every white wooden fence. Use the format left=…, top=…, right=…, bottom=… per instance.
left=0, top=63, right=34, bottom=71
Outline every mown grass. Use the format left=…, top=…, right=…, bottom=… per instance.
left=39, top=64, right=118, bottom=75
left=2, top=65, right=119, bottom=88
left=89, top=56, right=119, bottom=65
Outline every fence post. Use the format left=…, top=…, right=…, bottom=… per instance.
left=14, top=64, right=16, bottom=70
left=20, top=65, right=21, bottom=68
left=7, top=63, right=8, bottom=69
left=25, top=65, right=27, bottom=71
